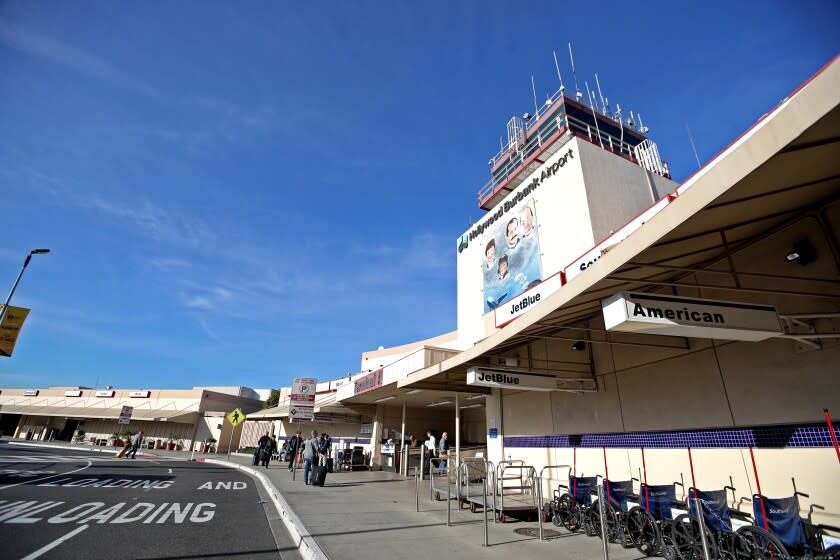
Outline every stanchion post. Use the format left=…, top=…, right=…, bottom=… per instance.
left=694, top=495, right=712, bottom=560
left=447, top=464, right=451, bottom=527
left=429, top=454, right=434, bottom=501
left=537, top=475, right=544, bottom=541
left=482, top=470, right=489, bottom=547
left=415, top=466, right=420, bottom=512
left=597, top=480, right=610, bottom=560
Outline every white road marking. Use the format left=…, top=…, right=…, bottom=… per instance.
left=0, top=461, right=92, bottom=491
left=19, top=524, right=89, bottom=560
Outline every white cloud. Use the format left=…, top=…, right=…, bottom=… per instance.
left=0, top=18, right=160, bottom=98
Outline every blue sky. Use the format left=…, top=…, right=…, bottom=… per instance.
left=1, top=1, right=837, bottom=390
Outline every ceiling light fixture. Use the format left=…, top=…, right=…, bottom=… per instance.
left=374, top=396, right=396, bottom=403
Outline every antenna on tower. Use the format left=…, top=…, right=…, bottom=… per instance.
left=585, top=80, right=604, bottom=148
left=595, top=73, right=606, bottom=115
left=552, top=50, right=565, bottom=94
left=638, top=113, right=649, bottom=134
left=627, top=110, right=635, bottom=129
left=531, top=75, right=539, bottom=117
left=685, top=122, right=702, bottom=169
left=568, top=43, right=582, bottom=102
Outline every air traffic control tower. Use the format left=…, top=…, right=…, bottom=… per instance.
left=457, top=74, right=678, bottom=346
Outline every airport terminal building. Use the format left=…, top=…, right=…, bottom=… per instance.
left=0, top=386, right=265, bottom=452
left=248, top=56, right=840, bottom=523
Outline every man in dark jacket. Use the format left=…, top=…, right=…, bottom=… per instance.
left=287, top=431, right=301, bottom=471
left=254, top=431, right=270, bottom=466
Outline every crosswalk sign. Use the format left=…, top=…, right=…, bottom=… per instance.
left=226, top=408, right=246, bottom=427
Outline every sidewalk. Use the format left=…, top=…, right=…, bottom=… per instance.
left=227, top=455, right=644, bottom=560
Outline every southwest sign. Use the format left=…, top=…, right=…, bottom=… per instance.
left=564, top=195, right=672, bottom=282
left=602, top=292, right=782, bottom=341
left=467, top=367, right=558, bottom=391
left=495, top=273, right=563, bottom=328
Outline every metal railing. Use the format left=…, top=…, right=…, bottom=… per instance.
left=478, top=107, right=659, bottom=206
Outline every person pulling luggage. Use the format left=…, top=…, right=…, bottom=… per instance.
left=261, top=435, right=277, bottom=468
left=303, top=430, right=320, bottom=485
left=254, top=431, right=270, bottom=466
left=125, top=430, right=144, bottom=459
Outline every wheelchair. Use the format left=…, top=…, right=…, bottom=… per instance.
left=552, top=475, right=598, bottom=534
left=669, top=486, right=757, bottom=560
left=588, top=478, right=641, bottom=546
left=732, top=490, right=840, bottom=560
left=624, top=481, right=686, bottom=557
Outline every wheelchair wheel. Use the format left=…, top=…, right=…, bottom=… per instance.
left=672, top=514, right=719, bottom=560
left=822, top=545, right=840, bottom=560
left=732, top=525, right=791, bottom=560
left=627, top=506, right=661, bottom=556
left=588, top=500, right=619, bottom=542
left=557, top=494, right=581, bottom=532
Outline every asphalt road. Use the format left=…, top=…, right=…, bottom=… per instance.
left=0, top=443, right=295, bottom=560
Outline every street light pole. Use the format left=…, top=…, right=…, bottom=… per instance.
left=0, top=249, right=50, bottom=326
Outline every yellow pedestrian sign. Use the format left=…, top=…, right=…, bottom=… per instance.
left=226, top=408, right=246, bottom=427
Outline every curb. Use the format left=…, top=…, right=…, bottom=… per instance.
left=7, top=441, right=120, bottom=455
left=6, top=440, right=171, bottom=458
left=203, top=458, right=328, bottom=560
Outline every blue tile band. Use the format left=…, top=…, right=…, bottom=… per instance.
left=503, top=422, right=839, bottom=449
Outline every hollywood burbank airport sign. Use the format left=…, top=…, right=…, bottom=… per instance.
left=602, top=292, right=783, bottom=341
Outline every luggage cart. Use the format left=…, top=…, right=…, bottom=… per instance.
left=430, top=459, right=460, bottom=502
left=495, top=461, right=539, bottom=523
left=458, top=457, right=498, bottom=520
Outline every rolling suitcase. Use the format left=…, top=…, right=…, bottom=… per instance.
left=116, top=445, right=129, bottom=458
left=326, top=457, right=334, bottom=473
left=315, top=465, right=328, bottom=487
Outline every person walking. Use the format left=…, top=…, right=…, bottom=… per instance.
left=438, top=432, right=449, bottom=472
left=318, top=433, right=331, bottom=467
left=303, top=430, right=319, bottom=485
left=126, top=430, right=144, bottom=459
left=287, top=431, right=301, bottom=471
left=254, top=431, right=270, bottom=466
left=262, top=435, right=277, bottom=468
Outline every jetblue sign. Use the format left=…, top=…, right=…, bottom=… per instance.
left=467, top=368, right=558, bottom=391
left=602, top=292, right=782, bottom=341
left=495, top=274, right=563, bottom=328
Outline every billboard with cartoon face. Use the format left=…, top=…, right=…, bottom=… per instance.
left=480, top=200, right=542, bottom=313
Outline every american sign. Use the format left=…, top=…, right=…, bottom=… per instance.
left=602, top=292, right=783, bottom=342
